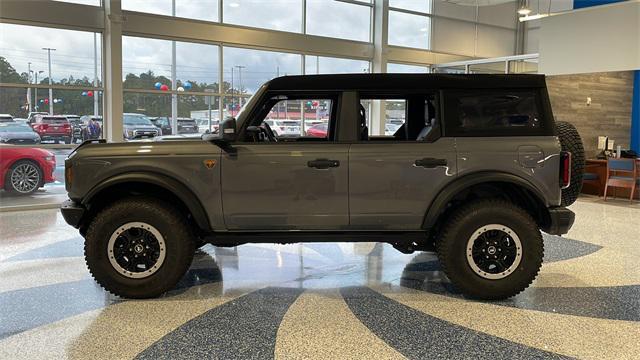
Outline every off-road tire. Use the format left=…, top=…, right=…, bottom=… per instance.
left=5, top=160, right=43, bottom=195
left=85, top=197, right=195, bottom=298
left=556, top=121, right=584, bottom=206
left=436, top=199, right=544, bottom=300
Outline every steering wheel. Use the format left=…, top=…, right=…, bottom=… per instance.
left=261, top=121, right=278, bottom=142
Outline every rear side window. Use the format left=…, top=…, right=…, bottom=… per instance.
left=445, top=90, right=547, bottom=136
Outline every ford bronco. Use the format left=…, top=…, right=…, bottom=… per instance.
left=61, top=74, right=584, bottom=299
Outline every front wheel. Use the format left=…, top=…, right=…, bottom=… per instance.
left=84, top=197, right=195, bottom=298
left=436, top=199, right=543, bottom=300
left=5, top=160, right=43, bottom=195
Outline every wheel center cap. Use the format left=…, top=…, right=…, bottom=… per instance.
left=487, top=246, right=497, bottom=255
left=134, top=244, right=144, bottom=254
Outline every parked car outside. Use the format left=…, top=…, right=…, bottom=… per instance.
left=150, top=117, right=172, bottom=136
left=30, top=114, right=71, bottom=144
left=12, top=118, right=29, bottom=125
left=0, top=121, right=41, bottom=145
left=0, top=144, right=55, bottom=194
left=150, top=117, right=200, bottom=135
left=177, top=118, right=199, bottom=134
left=123, top=113, right=161, bottom=140
left=65, top=115, right=83, bottom=143
left=264, top=119, right=301, bottom=138
left=0, top=114, right=14, bottom=122
left=195, top=118, right=218, bottom=134
left=305, top=122, right=328, bottom=138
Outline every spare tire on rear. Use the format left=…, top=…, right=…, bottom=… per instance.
left=556, top=121, right=585, bottom=206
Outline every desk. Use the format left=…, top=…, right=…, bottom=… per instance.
left=582, top=159, right=640, bottom=199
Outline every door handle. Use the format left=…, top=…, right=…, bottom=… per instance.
left=308, top=158, right=340, bottom=169
left=414, top=158, right=447, bottom=168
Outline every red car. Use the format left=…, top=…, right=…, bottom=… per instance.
left=305, top=123, right=328, bottom=138
left=0, top=145, right=56, bottom=194
left=31, top=114, right=72, bottom=144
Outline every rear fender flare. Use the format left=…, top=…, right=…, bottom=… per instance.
left=422, top=172, right=548, bottom=230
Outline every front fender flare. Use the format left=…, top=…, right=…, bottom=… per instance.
left=82, top=171, right=211, bottom=231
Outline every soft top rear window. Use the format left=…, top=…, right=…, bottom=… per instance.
left=444, top=89, right=551, bottom=137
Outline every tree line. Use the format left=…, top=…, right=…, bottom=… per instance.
left=0, top=56, right=244, bottom=118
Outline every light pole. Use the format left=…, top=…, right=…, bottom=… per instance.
left=235, top=65, right=245, bottom=107
left=42, top=47, right=56, bottom=115
left=34, top=70, right=44, bottom=111
left=93, top=33, right=99, bottom=116
left=27, top=62, right=32, bottom=112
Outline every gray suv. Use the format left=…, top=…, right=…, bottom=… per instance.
left=61, top=74, right=584, bottom=300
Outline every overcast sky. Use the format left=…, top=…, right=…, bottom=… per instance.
left=2, top=1, right=435, bottom=93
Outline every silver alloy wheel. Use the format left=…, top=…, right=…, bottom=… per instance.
left=466, top=224, right=522, bottom=280
left=10, top=162, right=41, bottom=193
left=107, top=222, right=166, bottom=279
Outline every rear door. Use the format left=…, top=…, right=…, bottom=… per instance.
left=349, top=93, right=457, bottom=230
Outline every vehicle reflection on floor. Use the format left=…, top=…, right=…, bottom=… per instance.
left=0, top=199, right=639, bottom=359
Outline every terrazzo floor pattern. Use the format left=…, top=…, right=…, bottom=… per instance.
left=0, top=198, right=638, bottom=359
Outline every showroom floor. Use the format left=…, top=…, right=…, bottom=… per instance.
left=0, top=197, right=638, bottom=360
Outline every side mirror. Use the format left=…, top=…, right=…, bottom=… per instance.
left=220, top=117, right=237, bottom=142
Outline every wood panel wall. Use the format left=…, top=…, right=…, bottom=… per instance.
left=546, top=71, right=634, bottom=157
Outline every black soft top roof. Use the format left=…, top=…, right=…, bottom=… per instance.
left=265, top=73, right=546, bottom=91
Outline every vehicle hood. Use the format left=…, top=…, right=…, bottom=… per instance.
left=69, top=139, right=223, bottom=160
left=0, top=131, right=40, bottom=140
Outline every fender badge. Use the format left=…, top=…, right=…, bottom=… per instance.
left=203, top=159, right=217, bottom=169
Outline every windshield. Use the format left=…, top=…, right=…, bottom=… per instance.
left=124, top=114, right=153, bottom=126
left=0, top=123, right=33, bottom=132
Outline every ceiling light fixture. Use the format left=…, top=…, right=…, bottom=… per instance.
left=229, top=2, right=240, bottom=8
left=518, top=13, right=549, bottom=22
left=517, top=0, right=531, bottom=15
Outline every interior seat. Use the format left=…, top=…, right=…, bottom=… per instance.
left=417, top=101, right=436, bottom=141
left=359, top=104, right=368, bottom=141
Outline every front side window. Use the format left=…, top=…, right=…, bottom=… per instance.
left=243, top=96, right=334, bottom=142
left=446, top=91, right=543, bottom=136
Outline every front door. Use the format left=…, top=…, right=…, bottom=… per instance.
left=349, top=94, right=457, bottom=230
left=221, top=96, right=349, bottom=230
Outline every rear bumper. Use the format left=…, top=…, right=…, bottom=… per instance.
left=543, top=207, right=575, bottom=235
left=60, top=199, right=85, bottom=228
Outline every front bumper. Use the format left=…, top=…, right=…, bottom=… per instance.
left=60, top=199, right=85, bottom=228
left=543, top=207, right=575, bottom=235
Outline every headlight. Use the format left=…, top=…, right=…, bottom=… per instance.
left=126, top=129, right=134, bottom=137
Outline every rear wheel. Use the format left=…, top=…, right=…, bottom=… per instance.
left=436, top=200, right=543, bottom=300
left=85, top=197, right=195, bottom=298
left=556, top=121, right=585, bottom=206
left=5, top=160, right=42, bottom=195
